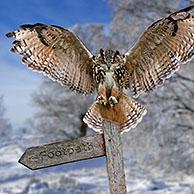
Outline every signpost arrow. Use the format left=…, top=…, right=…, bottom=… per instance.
left=19, top=123, right=127, bottom=194
left=19, top=134, right=105, bottom=170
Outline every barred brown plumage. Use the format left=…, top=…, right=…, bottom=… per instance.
left=6, top=6, right=194, bottom=133
left=6, top=23, right=95, bottom=95
left=124, top=5, right=194, bottom=97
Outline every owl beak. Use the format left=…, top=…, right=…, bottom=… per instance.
left=107, top=64, right=111, bottom=70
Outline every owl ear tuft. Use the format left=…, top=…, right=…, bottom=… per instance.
left=100, top=48, right=104, bottom=55
left=115, top=50, right=120, bottom=55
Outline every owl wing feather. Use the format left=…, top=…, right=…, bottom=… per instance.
left=124, top=6, right=194, bottom=97
left=6, top=23, right=95, bottom=95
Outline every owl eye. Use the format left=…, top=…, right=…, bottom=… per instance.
left=111, top=63, right=119, bottom=68
left=100, top=64, right=107, bottom=69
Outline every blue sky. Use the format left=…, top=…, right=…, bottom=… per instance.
left=0, top=0, right=111, bottom=129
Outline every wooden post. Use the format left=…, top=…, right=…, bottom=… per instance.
left=103, top=121, right=127, bottom=194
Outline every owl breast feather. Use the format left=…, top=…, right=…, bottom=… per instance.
left=104, top=71, right=115, bottom=89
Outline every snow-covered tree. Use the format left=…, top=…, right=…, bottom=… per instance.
left=0, top=95, right=12, bottom=137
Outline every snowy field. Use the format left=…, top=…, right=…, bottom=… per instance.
left=1, top=135, right=194, bottom=194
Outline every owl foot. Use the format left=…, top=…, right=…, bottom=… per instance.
left=96, top=95, right=107, bottom=106
left=108, top=96, right=118, bottom=108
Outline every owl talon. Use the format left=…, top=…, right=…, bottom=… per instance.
left=108, top=96, right=118, bottom=108
left=96, top=96, right=107, bottom=106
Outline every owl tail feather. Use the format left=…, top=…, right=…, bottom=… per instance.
left=83, top=93, right=147, bottom=134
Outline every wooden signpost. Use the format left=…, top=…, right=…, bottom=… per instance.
left=19, top=122, right=127, bottom=194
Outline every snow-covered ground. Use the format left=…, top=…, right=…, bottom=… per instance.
left=1, top=135, right=194, bottom=194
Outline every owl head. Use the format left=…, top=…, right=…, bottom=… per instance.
left=94, top=49, right=124, bottom=68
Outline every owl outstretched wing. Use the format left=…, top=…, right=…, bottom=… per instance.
left=124, top=6, right=194, bottom=97
left=6, top=23, right=95, bottom=95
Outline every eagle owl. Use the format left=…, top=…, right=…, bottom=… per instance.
left=6, top=6, right=194, bottom=133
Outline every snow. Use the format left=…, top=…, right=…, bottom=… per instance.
left=1, top=135, right=194, bottom=194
